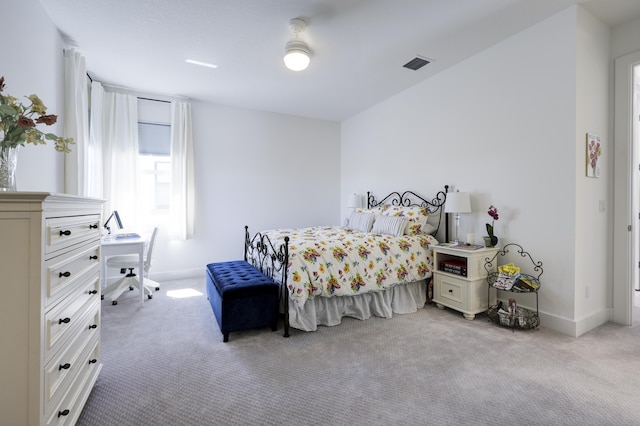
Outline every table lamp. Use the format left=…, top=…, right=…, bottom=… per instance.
left=347, top=193, right=362, bottom=209
left=444, top=191, right=471, bottom=244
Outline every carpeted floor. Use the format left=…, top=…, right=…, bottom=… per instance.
left=77, top=278, right=640, bottom=425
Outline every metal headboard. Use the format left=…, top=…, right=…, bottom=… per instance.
left=366, top=185, right=450, bottom=241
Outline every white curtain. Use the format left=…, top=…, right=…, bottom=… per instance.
left=87, top=82, right=104, bottom=198
left=100, top=91, right=140, bottom=228
left=169, top=101, right=194, bottom=240
left=63, top=49, right=89, bottom=195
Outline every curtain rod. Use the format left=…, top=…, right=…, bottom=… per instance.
left=101, top=82, right=186, bottom=103
left=137, top=96, right=171, bottom=104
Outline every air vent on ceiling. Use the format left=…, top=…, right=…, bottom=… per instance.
left=403, top=56, right=431, bottom=71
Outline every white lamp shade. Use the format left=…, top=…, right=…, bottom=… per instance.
left=347, top=193, right=362, bottom=208
left=444, top=192, right=471, bottom=213
left=284, top=40, right=310, bottom=71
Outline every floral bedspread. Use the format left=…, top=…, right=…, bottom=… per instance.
left=257, top=226, right=438, bottom=308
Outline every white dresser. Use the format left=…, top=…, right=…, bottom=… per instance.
left=0, top=193, right=104, bottom=426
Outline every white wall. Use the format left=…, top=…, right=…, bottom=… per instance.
left=151, top=102, right=341, bottom=279
left=2, top=0, right=66, bottom=192
left=611, top=17, right=640, bottom=59
left=342, top=6, right=610, bottom=336
left=574, top=8, right=610, bottom=334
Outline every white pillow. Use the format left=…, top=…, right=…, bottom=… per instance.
left=371, top=215, right=408, bottom=237
left=348, top=211, right=375, bottom=232
left=422, top=222, right=437, bottom=235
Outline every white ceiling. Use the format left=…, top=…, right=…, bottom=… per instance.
left=38, top=0, right=640, bottom=122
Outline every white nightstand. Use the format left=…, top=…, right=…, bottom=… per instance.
left=432, top=245, right=499, bottom=320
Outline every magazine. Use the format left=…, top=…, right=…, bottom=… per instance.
left=449, top=243, right=484, bottom=250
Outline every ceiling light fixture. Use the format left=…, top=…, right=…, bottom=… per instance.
left=284, top=18, right=310, bottom=71
left=185, top=59, right=218, bottom=69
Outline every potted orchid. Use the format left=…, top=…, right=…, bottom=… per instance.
left=0, top=76, right=74, bottom=191
left=485, top=205, right=499, bottom=247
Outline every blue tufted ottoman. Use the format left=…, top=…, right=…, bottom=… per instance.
left=205, top=260, right=280, bottom=342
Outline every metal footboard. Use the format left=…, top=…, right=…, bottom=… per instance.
left=244, top=226, right=291, bottom=337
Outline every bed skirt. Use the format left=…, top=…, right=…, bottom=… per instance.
left=288, top=280, right=428, bottom=332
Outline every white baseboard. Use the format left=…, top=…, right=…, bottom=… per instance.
left=104, top=268, right=204, bottom=287
left=148, top=268, right=205, bottom=282
left=539, top=307, right=611, bottom=337
left=575, top=307, right=612, bottom=337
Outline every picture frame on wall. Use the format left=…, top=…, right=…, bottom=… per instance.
left=586, top=133, right=602, bottom=178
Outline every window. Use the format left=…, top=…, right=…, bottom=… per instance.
left=138, top=121, right=171, bottom=227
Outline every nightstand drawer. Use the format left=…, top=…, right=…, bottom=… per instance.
left=435, top=274, right=468, bottom=310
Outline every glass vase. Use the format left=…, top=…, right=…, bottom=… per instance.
left=0, top=145, right=19, bottom=191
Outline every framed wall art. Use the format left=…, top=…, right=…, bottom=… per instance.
left=586, top=133, right=602, bottom=178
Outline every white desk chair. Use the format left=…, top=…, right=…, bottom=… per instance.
left=102, top=227, right=160, bottom=305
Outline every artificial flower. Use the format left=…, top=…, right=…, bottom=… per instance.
left=0, top=76, right=74, bottom=153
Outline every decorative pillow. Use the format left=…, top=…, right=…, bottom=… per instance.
left=421, top=222, right=437, bottom=235
left=380, top=205, right=430, bottom=235
left=371, top=215, right=408, bottom=237
left=348, top=211, right=375, bottom=233
left=355, top=205, right=388, bottom=218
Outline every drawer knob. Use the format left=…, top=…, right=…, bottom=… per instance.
left=59, top=230, right=71, bottom=236
left=88, top=289, right=98, bottom=295
left=448, top=289, right=453, bottom=293
left=59, top=363, right=71, bottom=371
left=59, top=271, right=71, bottom=278
left=58, top=409, right=70, bottom=418
left=89, top=224, right=98, bottom=229
left=89, top=255, right=98, bottom=260
left=89, top=359, right=98, bottom=364
left=88, top=324, right=98, bottom=330
left=58, top=317, right=71, bottom=324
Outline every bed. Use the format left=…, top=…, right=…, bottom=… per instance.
left=244, top=186, right=449, bottom=336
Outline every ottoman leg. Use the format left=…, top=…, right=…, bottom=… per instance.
left=223, top=333, right=229, bottom=343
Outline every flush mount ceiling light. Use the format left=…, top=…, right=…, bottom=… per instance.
left=284, top=18, right=310, bottom=71
left=185, top=59, right=218, bottom=69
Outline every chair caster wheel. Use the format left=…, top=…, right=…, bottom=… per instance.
left=101, top=295, right=104, bottom=300
left=112, top=301, right=117, bottom=305
left=155, top=287, right=160, bottom=291
left=147, top=295, right=153, bottom=299
left=129, top=286, right=134, bottom=291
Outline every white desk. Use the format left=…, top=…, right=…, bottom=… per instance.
left=101, top=234, right=147, bottom=304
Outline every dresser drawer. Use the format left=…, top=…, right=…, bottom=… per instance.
left=46, top=243, right=100, bottom=307
left=46, top=214, right=101, bottom=257
left=45, top=338, right=100, bottom=426
left=44, top=273, right=101, bottom=361
left=44, top=304, right=99, bottom=418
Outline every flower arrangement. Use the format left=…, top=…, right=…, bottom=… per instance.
left=486, top=205, right=499, bottom=246
left=0, top=76, right=74, bottom=152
